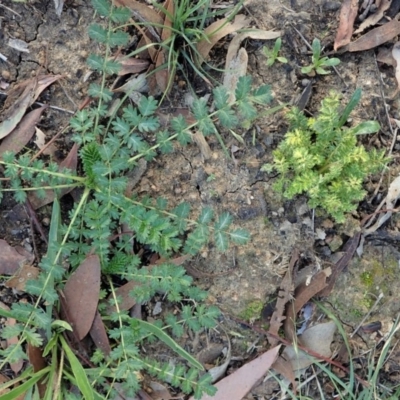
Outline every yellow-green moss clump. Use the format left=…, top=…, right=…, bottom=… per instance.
left=239, top=300, right=264, bottom=323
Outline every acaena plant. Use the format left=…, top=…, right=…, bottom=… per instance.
left=0, top=0, right=273, bottom=398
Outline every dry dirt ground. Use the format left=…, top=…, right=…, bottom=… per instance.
left=2, top=0, right=400, bottom=398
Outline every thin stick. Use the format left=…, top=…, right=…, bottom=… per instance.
left=350, top=292, right=384, bottom=338
left=0, top=3, right=22, bottom=17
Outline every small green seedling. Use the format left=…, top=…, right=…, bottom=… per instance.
left=262, top=38, right=288, bottom=67
left=301, top=38, right=340, bottom=75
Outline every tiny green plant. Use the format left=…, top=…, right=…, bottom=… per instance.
left=0, top=0, right=273, bottom=398
left=262, top=89, right=388, bottom=223
left=262, top=38, right=288, bottom=67
left=301, top=38, right=340, bottom=75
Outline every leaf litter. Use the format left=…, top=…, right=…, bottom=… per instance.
left=61, top=254, right=101, bottom=341
left=0, top=74, right=62, bottom=140
left=0, top=239, right=34, bottom=275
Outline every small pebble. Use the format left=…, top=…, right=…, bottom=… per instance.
left=42, top=217, right=50, bottom=226
left=323, top=1, right=341, bottom=11
left=1, top=70, right=10, bottom=80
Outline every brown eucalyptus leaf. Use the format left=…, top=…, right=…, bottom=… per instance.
left=148, top=381, right=173, bottom=400
left=155, top=48, right=169, bottom=92
left=27, top=343, right=47, bottom=397
left=271, top=356, right=297, bottom=392
left=106, top=280, right=138, bottom=314
left=193, top=345, right=281, bottom=400
left=89, top=310, right=111, bottom=356
left=62, top=254, right=101, bottom=340
left=0, top=105, right=48, bottom=155
left=334, top=0, right=360, bottom=51
left=348, top=19, right=400, bottom=52
left=161, top=0, right=173, bottom=42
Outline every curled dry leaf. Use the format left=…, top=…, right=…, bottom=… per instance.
left=0, top=105, right=48, bottom=156
left=348, top=19, right=400, bottom=52
left=223, top=48, right=248, bottom=104
left=364, top=175, right=400, bottom=236
left=225, top=29, right=282, bottom=70
left=268, top=250, right=297, bottom=346
left=320, top=232, right=361, bottom=297
left=0, top=80, right=36, bottom=140
left=376, top=46, right=396, bottom=67
left=334, top=0, right=359, bottom=50
left=111, top=56, right=149, bottom=76
left=223, top=29, right=281, bottom=102
left=280, top=321, right=337, bottom=374
left=196, top=15, right=250, bottom=64
left=0, top=74, right=61, bottom=140
left=61, top=254, right=101, bottom=340
left=284, top=269, right=331, bottom=340
left=392, top=41, right=400, bottom=91
left=148, top=381, right=172, bottom=400
left=5, top=263, right=40, bottom=292
left=354, top=0, right=392, bottom=34
left=34, top=127, right=58, bottom=157
left=207, top=340, right=231, bottom=383
left=0, top=239, right=32, bottom=275
left=193, top=130, right=212, bottom=160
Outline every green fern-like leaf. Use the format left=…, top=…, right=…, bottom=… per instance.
left=81, top=142, right=102, bottom=178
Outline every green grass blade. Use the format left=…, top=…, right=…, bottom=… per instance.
left=60, top=335, right=94, bottom=400
left=45, top=197, right=61, bottom=339
left=0, top=367, right=50, bottom=400
left=338, top=88, right=361, bottom=128
left=135, top=319, right=204, bottom=370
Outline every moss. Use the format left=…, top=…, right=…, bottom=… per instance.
left=350, top=308, right=363, bottom=318
left=360, top=256, right=397, bottom=296
left=360, top=271, right=374, bottom=288
left=239, top=300, right=264, bottom=322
